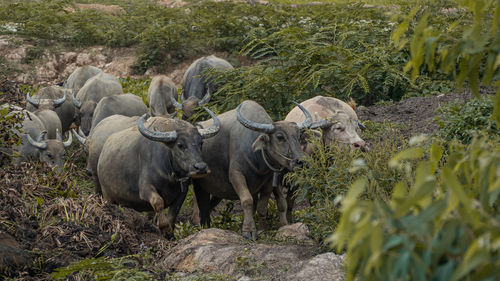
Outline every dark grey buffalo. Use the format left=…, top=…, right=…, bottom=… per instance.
left=26, top=86, right=75, bottom=133
left=192, top=100, right=314, bottom=240
left=97, top=108, right=221, bottom=236
left=8, top=110, right=72, bottom=168
left=147, top=75, right=178, bottom=116
left=72, top=72, right=123, bottom=135
left=64, top=65, right=102, bottom=91
left=72, top=115, right=140, bottom=194
left=90, top=93, right=147, bottom=132
left=173, top=55, right=233, bottom=119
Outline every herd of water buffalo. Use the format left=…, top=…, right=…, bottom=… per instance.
left=4, top=54, right=366, bottom=240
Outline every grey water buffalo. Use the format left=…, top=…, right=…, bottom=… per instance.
left=192, top=100, right=313, bottom=240
left=9, top=110, right=72, bottom=168
left=97, top=108, right=221, bottom=237
left=72, top=72, right=123, bottom=135
left=64, top=65, right=102, bottom=91
left=72, top=115, right=140, bottom=194
left=90, top=93, right=147, bottom=132
left=147, top=75, right=178, bottom=116
left=174, top=55, right=233, bottom=119
left=281, top=95, right=366, bottom=221
left=26, top=86, right=75, bottom=133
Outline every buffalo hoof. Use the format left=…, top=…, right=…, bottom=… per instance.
left=242, top=231, right=258, bottom=240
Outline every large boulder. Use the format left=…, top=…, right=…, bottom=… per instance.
left=159, top=228, right=345, bottom=280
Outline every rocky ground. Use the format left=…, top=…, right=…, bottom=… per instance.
left=0, top=39, right=476, bottom=280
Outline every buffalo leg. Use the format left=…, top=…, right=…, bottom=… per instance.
left=165, top=190, right=188, bottom=237
left=139, top=183, right=169, bottom=236
left=257, top=183, right=288, bottom=231
left=193, top=186, right=211, bottom=228
left=191, top=193, right=201, bottom=225
left=285, top=183, right=298, bottom=223
left=229, top=170, right=257, bottom=240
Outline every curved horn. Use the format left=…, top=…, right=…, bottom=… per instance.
left=180, top=90, right=185, bottom=102
left=56, top=129, right=63, bottom=141
left=26, top=92, right=40, bottom=108
left=198, top=88, right=211, bottom=105
left=169, top=110, right=179, bottom=118
left=63, top=131, right=72, bottom=148
left=294, top=101, right=312, bottom=129
left=28, top=132, right=47, bottom=150
left=358, top=121, right=366, bottom=131
left=72, top=128, right=86, bottom=145
left=78, top=126, right=87, bottom=138
left=138, top=114, right=177, bottom=143
left=170, top=93, right=183, bottom=110
left=71, top=90, right=81, bottom=109
left=53, top=91, right=67, bottom=107
left=236, top=103, right=275, bottom=133
left=310, top=117, right=335, bottom=130
left=198, top=107, right=220, bottom=139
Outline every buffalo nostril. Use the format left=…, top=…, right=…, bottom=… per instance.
left=85, top=169, right=92, bottom=176
left=353, top=140, right=366, bottom=149
left=194, top=162, right=207, bottom=171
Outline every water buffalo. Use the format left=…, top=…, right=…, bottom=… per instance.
left=26, top=86, right=75, bottom=133
left=64, top=65, right=102, bottom=91
left=97, top=108, right=221, bottom=237
left=72, top=115, right=141, bottom=194
left=192, top=100, right=313, bottom=240
left=147, top=75, right=178, bottom=116
left=72, top=72, right=123, bottom=135
left=286, top=96, right=366, bottom=151
left=281, top=95, right=366, bottom=221
left=90, top=93, right=147, bottom=132
left=173, top=55, right=233, bottom=119
left=8, top=110, right=72, bottom=168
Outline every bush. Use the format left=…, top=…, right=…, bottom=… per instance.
left=436, top=95, right=498, bottom=144
left=329, top=137, right=500, bottom=281
left=286, top=126, right=408, bottom=244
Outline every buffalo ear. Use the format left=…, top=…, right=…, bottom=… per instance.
left=252, top=134, right=269, bottom=152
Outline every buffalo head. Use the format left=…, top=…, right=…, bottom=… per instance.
left=26, top=92, right=66, bottom=110
left=138, top=106, right=220, bottom=179
left=27, top=129, right=72, bottom=168
left=236, top=101, right=314, bottom=172
left=310, top=114, right=366, bottom=151
left=170, top=89, right=211, bottom=120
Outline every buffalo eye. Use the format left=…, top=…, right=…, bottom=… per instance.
left=177, top=142, right=186, bottom=150
left=47, top=153, right=53, bottom=159
left=276, top=134, right=285, bottom=142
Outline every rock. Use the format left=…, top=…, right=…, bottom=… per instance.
left=0, top=231, right=30, bottom=273
left=275, top=222, right=313, bottom=243
left=288, top=252, right=345, bottom=281
left=160, top=228, right=315, bottom=280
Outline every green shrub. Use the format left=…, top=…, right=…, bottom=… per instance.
left=286, top=127, right=408, bottom=244
left=0, top=104, right=23, bottom=166
left=329, top=137, right=500, bottom=281
left=436, top=95, right=498, bottom=144
left=52, top=255, right=156, bottom=280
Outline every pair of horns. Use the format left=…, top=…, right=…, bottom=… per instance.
left=26, top=92, right=66, bottom=108
left=170, top=89, right=211, bottom=110
left=138, top=106, right=220, bottom=142
left=27, top=129, right=72, bottom=149
left=236, top=101, right=314, bottom=133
